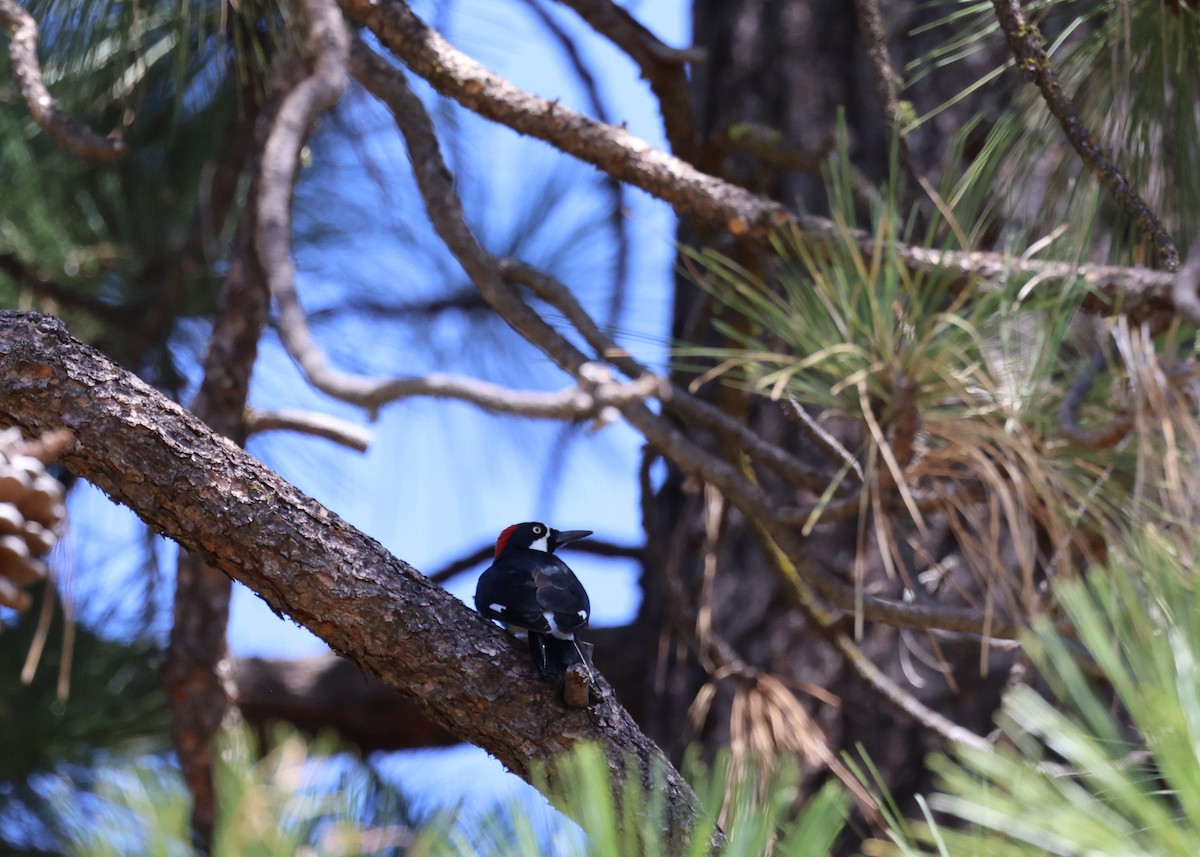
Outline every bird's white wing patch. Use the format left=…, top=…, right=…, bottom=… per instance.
left=489, top=603, right=506, bottom=613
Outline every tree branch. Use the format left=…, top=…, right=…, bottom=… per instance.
left=233, top=654, right=460, bottom=751
left=990, top=0, right=1178, bottom=270
left=340, top=0, right=787, bottom=241
left=246, top=408, right=373, bottom=452
left=0, top=311, right=712, bottom=841
left=0, top=0, right=126, bottom=165
left=263, top=6, right=655, bottom=423
left=342, top=0, right=1183, bottom=322
left=552, top=0, right=701, bottom=161
left=256, top=0, right=359, bottom=403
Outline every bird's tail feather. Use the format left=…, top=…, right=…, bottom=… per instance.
left=528, top=632, right=592, bottom=679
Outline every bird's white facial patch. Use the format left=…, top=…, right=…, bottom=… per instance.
left=489, top=603, right=506, bottom=614
left=578, top=610, right=588, bottom=621
left=530, top=534, right=550, bottom=552
left=544, top=611, right=575, bottom=640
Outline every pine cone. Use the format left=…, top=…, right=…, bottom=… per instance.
left=0, top=428, right=69, bottom=612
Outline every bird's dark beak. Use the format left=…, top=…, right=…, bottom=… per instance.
left=551, top=529, right=592, bottom=550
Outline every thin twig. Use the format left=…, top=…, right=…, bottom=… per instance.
left=552, top=0, right=701, bottom=161
left=425, top=537, right=643, bottom=585
left=852, top=0, right=924, bottom=214
left=0, top=0, right=126, bottom=164
left=785, top=395, right=864, bottom=482
left=245, top=409, right=374, bottom=451
left=990, top=0, right=1178, bottom=271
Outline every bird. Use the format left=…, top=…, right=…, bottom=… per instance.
left=474, top=522, right=592, bottom=679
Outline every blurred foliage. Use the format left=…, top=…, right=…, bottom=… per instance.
left=0, top=0, right=283, bottom=379
left=38, top=733, right=849, bottom=857
left=870, top=524, right=1200, bottom=856
left=47, top=726, right=414, bottom=857
left=0, top=584, right=169, bottom=853
left=912, top=0, right=1200, bottom=262
left=0, top=585, right=168, bottom=784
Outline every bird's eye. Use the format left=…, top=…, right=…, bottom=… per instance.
left=533, top=525, right=543, bottom=534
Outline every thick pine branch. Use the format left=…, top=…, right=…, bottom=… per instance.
left=0, top=311, right=710, bottom=841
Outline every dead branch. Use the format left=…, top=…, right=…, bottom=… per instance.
left=340, top=0, right=788, bottom=240
left=0, top=0, right=126, bottom=164
left=256, top=0, right=356, bottom=403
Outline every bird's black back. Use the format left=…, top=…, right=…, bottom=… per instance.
left=475, top=548, right=590, bottom=637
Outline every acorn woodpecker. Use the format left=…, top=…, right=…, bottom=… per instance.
left=475, top=522, right=592, bottom=678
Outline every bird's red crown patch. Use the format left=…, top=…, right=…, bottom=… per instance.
left=494, top=523, right=519, bottom=558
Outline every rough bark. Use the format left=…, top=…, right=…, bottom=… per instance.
left=0, top=311, right=710, bottom=840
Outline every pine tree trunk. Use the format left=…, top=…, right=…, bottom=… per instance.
left=635, top=0, right=1015, bottom=824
